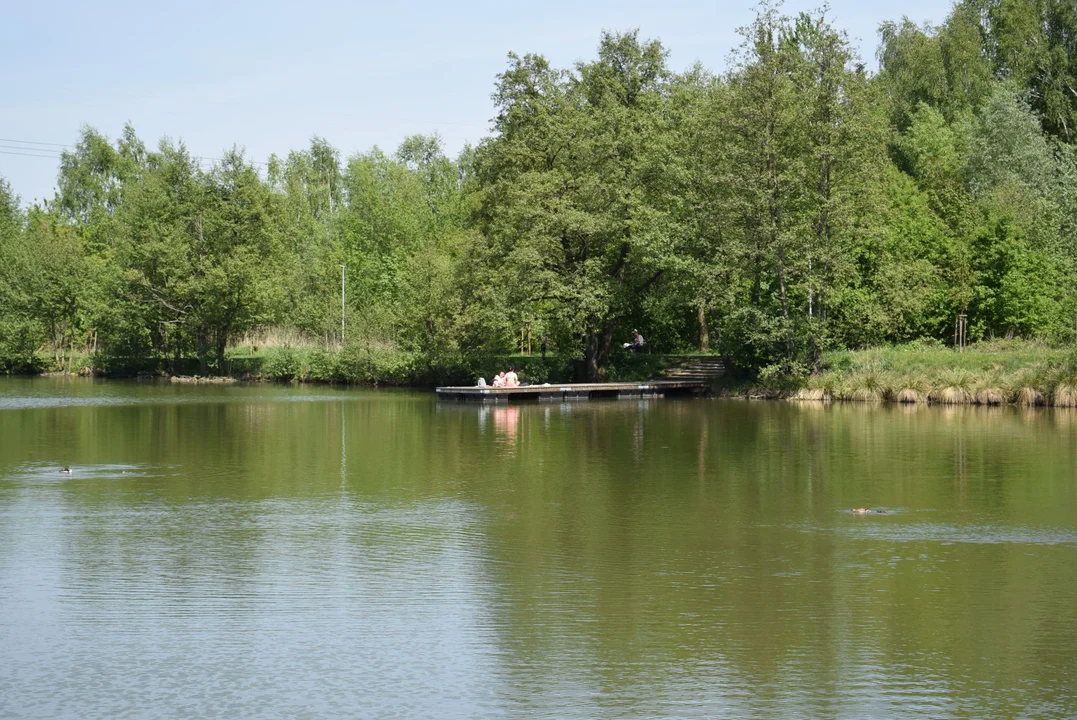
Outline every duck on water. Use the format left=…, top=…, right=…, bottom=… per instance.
left=852, top=507, right=888, bottom=515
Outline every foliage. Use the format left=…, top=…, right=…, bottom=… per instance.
left=2, top=2, right=1077, bottom=381
left=263, top=346, right=302, bottom=381
left=334, top=345, right=416, bottom=385
left=472, top=30, right=682, bottom=380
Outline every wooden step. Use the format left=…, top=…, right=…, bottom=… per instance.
left=660, top=357, right=725, bottom=381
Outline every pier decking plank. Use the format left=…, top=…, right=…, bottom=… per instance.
left=435, top=380, right=705, bottom=402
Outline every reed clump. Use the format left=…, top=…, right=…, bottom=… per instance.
left=1016, top=386, right=1045, bottom=406
left=896, top=388, right=922, bottom=403
left=792, top=387, right=830, bottom=401
left=895, top=371, right=929, bottom=403
left=1053, top=385, right=1077, bottom=408
left=973, top=387, right=1006, bottom=405
left=928, top=369, right=974, bottom=404
left=782, top=341, right=1077, bottom=406
left=841, top=371, right=890, bottom=402
left=929, top=385, right=969, bottom=404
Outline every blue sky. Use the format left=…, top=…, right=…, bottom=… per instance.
left=1, top=0, right=951, bottom=205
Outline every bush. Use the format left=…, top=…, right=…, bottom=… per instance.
left=0, top=352, right=49, bottom=375
left=901, top=337, right=945, bottom=352
left=305, top=348, right=337, bottom=382
left=505, top=355, right=574, bottom=384
left=335, top=345, right=416, bottom=385
left=757, top=360, right=807, bottom=393
left=0, top=319, right=47, bottom=374
left=264, top=346, right=301, bottom=381
left=606, top=352, right=669, bottom=382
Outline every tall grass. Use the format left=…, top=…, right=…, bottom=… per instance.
left=231, top=326, right=335, bottom=354
left=781, top=340, right=1077, bottom=406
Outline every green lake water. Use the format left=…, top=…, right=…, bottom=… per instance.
left=1, top=377, right=1076, bottom=719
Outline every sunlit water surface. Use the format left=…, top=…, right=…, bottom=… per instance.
left=1, top=377, right=1076, bottom=718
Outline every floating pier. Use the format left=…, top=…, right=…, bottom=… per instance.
left=435, top=380, right=706, bottom=402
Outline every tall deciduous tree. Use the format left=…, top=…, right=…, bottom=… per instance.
left=114, top=139, right=282, bottom=372
left=475, top=31, right=679, bottom=380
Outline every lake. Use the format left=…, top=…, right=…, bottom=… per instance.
left=1, top=377, right=1075, bottom=719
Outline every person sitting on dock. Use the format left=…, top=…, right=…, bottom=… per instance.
left=492, top=372, right=506, bottom=387
left=504, top=366, right=520, bottom=387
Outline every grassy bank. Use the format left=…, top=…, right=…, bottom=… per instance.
left=1, top=344, right=679, bottom=387
left=9, top=338, right=1077, bottom=406
left=245, top=346, right=678, bottom=385
left=748, top=340, right=1077, bottom=406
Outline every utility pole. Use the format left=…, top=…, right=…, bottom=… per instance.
left=340, top=265, right=346, bottom=346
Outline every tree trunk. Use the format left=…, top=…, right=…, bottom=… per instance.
left=584, top=332, right=599, bottom=382
left=697, top=303, right=709, bottom=353
left=171, top=331, right=179, bottom=377
left=197, top=331, right=207, bottom=376
left=751, top=234, right=761, bottom=306
left=776, top=243, right=795, bottom=359
left=597, top=322, right=613, bottom=381
left=583, top=320, right=615, bottom=382
left=215, top=333, right=228, bottom=376
left=50, top=314, right=58, bottom=365
left=770, top=157, right=794, bottom=360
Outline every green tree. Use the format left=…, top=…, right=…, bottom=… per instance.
left=57, top=124, right=148, bottom=254
left=665, top=66, right=729, bottom=353
left=196, top=149, right=284, bottom=369
left=974, top=0, right=1077, bottom=140
left=114, top=142, right=281, bottom=372
left=0, top=177, right=19, bottom=239
left=474, top=31, right=680, bottom=380
left=269, top=137, right=344, bottom=344
left=2, top=206, right=95, bottom=370
left=0, top=179, right=39, bottom=371
left=334, top=135, right=470, bottom=366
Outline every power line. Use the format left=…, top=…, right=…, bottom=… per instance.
left=0, top=144, right=63, bottom=155
left=0, top=137, right=269, bottom=166
left=0, top=150, right=64, bottom=159
left=0, top=138, right=71, bottom=148
left=0, top=149, right=268, bottom=167
left=0, top=149, right=268, bottom=168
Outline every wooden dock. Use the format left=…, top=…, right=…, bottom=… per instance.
left=435, top=380, right=706, bottom=402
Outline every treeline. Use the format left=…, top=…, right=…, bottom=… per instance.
left=2, top=0, right=1076, bottom=381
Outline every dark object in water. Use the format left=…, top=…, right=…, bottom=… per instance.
left=60, top=466, right=72, bottom=474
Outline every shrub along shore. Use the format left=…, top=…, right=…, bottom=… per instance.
left=12, top=346, right=673, bottom=388
left=13, top=339, right=1077, bottom=408
left=735, top=340, right=1077, bottom=407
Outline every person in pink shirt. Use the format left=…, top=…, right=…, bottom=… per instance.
left=504, top=366, right=520, bottom=387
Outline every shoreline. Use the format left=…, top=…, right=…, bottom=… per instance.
left=723, top=340, right=1077, bottom=407
left=717, top=387, right=1073, bottom=407
left=2, top=348, right=675, bottom=388
left=15, top=373, right=1077, bottom=408
left=12, top=341, right=1077, bottom=408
